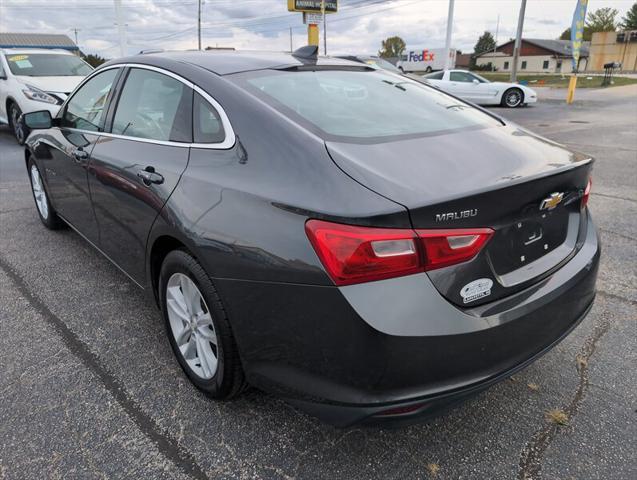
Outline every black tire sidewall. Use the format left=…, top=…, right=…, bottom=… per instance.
left=159, top=250, right=237, bottom=397
left=9, top=103, right=28, bottom=145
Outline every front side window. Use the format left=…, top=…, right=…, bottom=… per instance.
left=193, top=92, right=225, bottom=143
left=61, top=68, right=118, bottom=131
left=449, top=71, right=475, bottom=82
left=112, top=68, right=192, bottom=142
left=238, top=69, right=500, bottom=142
left=5, top=53, right=93, bottom=77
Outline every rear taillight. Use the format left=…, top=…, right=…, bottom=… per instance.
left=305, top=220, right=421, bottom=286
left=581, top=177, right=592, bottom=210
left=417, top=228, right=494, bottom=271
left=305, top=220, right=493, bottom=286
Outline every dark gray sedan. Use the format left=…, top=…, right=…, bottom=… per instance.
left=21, top=48, right=599, bottom=426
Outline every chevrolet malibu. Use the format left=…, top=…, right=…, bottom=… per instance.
left=22, top=48, right=599, bottom=426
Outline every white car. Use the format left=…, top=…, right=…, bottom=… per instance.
left=421, top=69, right=537, bottom=108
left=0, top=48, right=93, bottom=143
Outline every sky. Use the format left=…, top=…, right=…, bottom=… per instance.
left=0, top=0, right=633, bottom=58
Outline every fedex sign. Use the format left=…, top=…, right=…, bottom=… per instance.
left=408, top=50, right=435, bottom=62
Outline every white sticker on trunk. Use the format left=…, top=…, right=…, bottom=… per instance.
left=460, top=278, right=493, bottom=304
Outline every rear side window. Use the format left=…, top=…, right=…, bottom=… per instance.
left=449, top=71, right=474, bottom=82
left=112, top=68, right=192, bottom=142
left=424, top=71, right=444, bottom=80
left=240, top=69, right=499, bottom=141
left=193, top=92, right=225, bottom=143
left=61, top=68, right=118, bottom=131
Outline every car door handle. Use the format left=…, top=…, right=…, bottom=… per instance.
left=72, top=148, right=89, bottom=163
left=137, top=168, right=164, bottom=185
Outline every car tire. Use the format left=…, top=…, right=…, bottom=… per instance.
left=27, top=157, right=64, bottom=230
left=8, top=102, right=29, bottom=145
left=425, top=66, right=433, bottom=73
left=399, top=67, right=405, bottom=74
left=501, top=88, right=524, bottom=108
left=159, top=249, right=246, bottom=399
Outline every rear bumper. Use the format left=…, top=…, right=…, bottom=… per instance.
left=215, top=212, right=600, bottom=427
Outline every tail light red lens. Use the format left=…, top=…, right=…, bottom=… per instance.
left=416, top=228, right=494, bottom=271
left=305, top=220, right=493, bottom=286
left=581, top=177, right=592, bottom=210
left=305, top=220, right=421, bottom=286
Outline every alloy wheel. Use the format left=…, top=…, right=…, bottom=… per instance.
left=505, top=90, right=522, bottom=107
left=30, top=165, right=49, bottom=220
left=166, top=273, right=218, bottom=379
left=11, top=106, right=25, bottom=143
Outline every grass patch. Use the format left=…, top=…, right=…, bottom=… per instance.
left=545, top=408, right=569, bottom=425
left=478, top=73, right=637, bottom=89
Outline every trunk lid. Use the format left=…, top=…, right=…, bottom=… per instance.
left=325, top=124, right=593, bottom=306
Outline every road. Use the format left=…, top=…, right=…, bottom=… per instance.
left=0, top=87, right=635, bottom=480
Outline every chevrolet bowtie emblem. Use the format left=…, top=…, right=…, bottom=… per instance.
left=540, top=192, right=564, bottom=211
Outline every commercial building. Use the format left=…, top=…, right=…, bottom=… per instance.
left=0, top=32, right=79, bottom=54
left=476, top=38, right=589, bottom=73
left=588, top=30, right=637, bottom=71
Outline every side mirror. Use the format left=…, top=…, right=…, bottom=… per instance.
left=22, top=110, right=53, bottom=130
left=472, top=79, right=480, bottom=85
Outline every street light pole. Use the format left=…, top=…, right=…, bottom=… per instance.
left=198, top=0, right=202, bottom=50
left=444, top=0, right=455, bottom=70
left=511, top=0, right=527, bottom=82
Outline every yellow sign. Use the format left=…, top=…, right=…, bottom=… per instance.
left=8, top=55, right=29, bottom=61
left=288, top=0, right=337, bottom=13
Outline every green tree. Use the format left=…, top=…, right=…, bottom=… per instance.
left=82, top=53, right=107, bottom=67
left=473, top=31, right=496, bottom=56
left=559, top=7, right=619, bottom=41
left=620, top=2, right=637, bottom=30
left=585, top=7, right=618, bottom=32
left=378, top=36, right=406, bottom=58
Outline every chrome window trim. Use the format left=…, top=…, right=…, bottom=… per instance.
left=58, top=62, right=236, bottom=150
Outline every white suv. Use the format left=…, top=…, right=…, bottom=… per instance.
left=0, top=48, right=93, bottom=144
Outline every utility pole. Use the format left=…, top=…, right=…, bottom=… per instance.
left=510, top=0, right=527, bottom=82
left=198, top=0, right=202, bottom=50
left=323, top=1, right=327, bottom=55
left=321, top=0, right=327, bottom=55
left=492, top=15, right=499, bottom=72
left=443, top=0, right=455, bottom=70
left=113, top=0, right=126, bottom=57
left=70, top=28, right=81, bottom=47
left=289, top=27, right=293, bottom=52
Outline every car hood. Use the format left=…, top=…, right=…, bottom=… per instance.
left=325, top=124, right=589, bottom=219
left=16, top=75, right=85, bottom=94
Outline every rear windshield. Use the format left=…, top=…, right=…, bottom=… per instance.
left=236, top=69, right=499, bottom=142
left=5, top=53, right=93, bottom=77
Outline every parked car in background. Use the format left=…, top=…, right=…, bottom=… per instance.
left=396, top=47, right=455, bottom=73
left=422, top=69, right=537, bottom=108
left=0, top=48, right=93, bottom=144
left=22, top=49, right=597, bottom=426
left=336, top=55, right=402, bottom=74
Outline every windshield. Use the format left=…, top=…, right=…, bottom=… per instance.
left=239, top=69, right=499, bottom=142
left=5, top=53, right=93, bottom=77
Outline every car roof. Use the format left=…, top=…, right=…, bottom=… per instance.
left=1, top=47, right=74, bottom=56
left=110, top=49, right=368, bottom=76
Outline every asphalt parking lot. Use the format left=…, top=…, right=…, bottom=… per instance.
left=0, top=86, right=635, bottom=480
